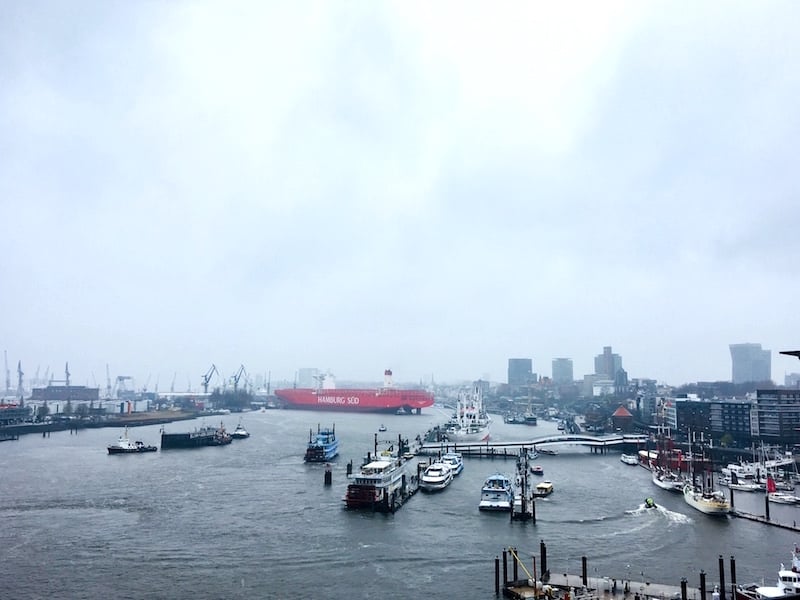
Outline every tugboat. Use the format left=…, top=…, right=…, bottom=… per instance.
left=107, top=427, right=158, bottom=454
left=231, top=420, right=250, bottom=439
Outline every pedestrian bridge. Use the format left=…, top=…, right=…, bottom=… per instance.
left=417, top=433, right=649, bottom=458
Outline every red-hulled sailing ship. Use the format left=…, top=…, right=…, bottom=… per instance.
left=274, top=369, right=434, bottom=414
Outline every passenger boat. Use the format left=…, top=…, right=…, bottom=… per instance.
left=160, top=422, right=232, bottom=449
left=440, top=452, right=464, bottom=476
left=274, top=369, right=434, bottom=414
left=533, top=480, right=554, bottom=497
left=620, top=453, right=639, bottom=465
left=304, top=424, right=339, bottom=463
left=444, top=385, right=490, bottom=443
left=419, top=462, right=453, bottom=492
left=231, top=420, right=250, bottom=439
left=478, top=473, right=514, bottom=511
left=107, top=427, right=158, bottom=454
left=344, top=439, right=414, bottom=512
left=736, top=547, right=800, bottom=600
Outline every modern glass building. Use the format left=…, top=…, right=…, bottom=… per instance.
left=729, top=343, right=771, bottom=384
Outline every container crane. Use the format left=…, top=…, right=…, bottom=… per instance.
left=202, top=364, right=219, bottom=394
left=232, top=365, right=248, bottom=393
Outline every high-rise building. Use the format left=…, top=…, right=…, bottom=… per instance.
left=729, top=343, right=771, bottom=384
left=551, top=358, right=574, bottom=384
left=594, top=346, right=622, bottom=379
left=507, top=358, right=533, bottom=387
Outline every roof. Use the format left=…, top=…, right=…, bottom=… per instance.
left=612, top=405, right=633, bottom=417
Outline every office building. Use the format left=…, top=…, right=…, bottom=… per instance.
left=594, top=346, right=622, bottom=379
left=551, top=358, right=574, bottom=385
left=729, top=343, right=771, bottom=384
left=508, top=358, right=533, bottom=387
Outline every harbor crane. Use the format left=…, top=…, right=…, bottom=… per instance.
left=202, top=364, right=219, bottom=394
left=232, top=364, right=248, bottom=393
left=17, top=361, right=24, bottom=399
left=4, top=350, right=10, bottom=395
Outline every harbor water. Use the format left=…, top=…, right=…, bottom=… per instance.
left=1, top=409, right=797, bottom=599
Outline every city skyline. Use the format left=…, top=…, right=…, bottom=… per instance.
left=4, top=340, right=798, bottom=396
left=2, top=3, right=799, bottom=392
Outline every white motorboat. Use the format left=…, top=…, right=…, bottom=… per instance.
left=444, top=386, right=490, bottom=443
left=440, top=452, right=464, bottom=476
left=419, top=462, right=453, bottom=492
left=720, top=472, right=762, bottom=492
left=478, top=473, right=514, bottom=511
left=651, top=465, right=687, bottom=493
left=620, top=454, right=639, bottom=466
left=736, top=546, right=800, bottom=600
left=767, top=476, right=800, bottom=503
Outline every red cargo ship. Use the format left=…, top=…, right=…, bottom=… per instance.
left=274, top=369, right=434, bottom=414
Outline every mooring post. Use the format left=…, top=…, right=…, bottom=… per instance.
left=582, top=556, right=588, bottom=586
left=765, top=494, right=770, bottom=521
left=680, top=578, right=687, bottom=600
left=700, top=570, right=707, bottom=600
left=503, top=548, right=509, bottom=585
left=495, top=556, right=500, bottom=596
left=324, top=464, right=332, bottom=486
left=346, top=460, right=353, bottom=476
left=540, top=540, right=547, bottom=576
left=729, top=486, right=734, bottom=510
left=730, top=555, right=737, bottom=600
left=513, top=547, right=519, bottom=581
left=718, top=554, right=726, bottom=600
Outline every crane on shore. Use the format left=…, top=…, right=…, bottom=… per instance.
left=202, top=364, right=219, bottom=394
left=232, top=365, right=248, bottom=393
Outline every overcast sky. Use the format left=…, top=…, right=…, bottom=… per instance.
left=2, top=1, right=799, bottom=393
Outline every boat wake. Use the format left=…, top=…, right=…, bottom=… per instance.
left=626, top=503, right=692, bottom=524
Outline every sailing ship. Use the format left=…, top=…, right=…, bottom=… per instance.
left=682, top=431, right=730, bottom=516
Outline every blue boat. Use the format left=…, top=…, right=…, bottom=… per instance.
left=304, top=424, right=339, bottom=462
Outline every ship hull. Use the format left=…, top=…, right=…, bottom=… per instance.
left=274, top=388, right=434, bottom=413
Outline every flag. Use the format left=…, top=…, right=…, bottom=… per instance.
left=767, top=475, right=777, bottom=494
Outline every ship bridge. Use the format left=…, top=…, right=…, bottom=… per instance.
left=418, top=433, right=649, bottom=457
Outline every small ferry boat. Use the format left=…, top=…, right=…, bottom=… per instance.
left=620, top=453, right=639, bottom=465
left=440, top=452, right=464, bottom=476
left=231, top=420, right=250, bottom=439
left=533, top=480, right=554, bottom=497
left=478, top=473, right=514, bottom=511
left=419, top=462, right=454, bottom=492
left=107, top=427, right=158, bottom=454
left=304, top=424, right=339, bottom=463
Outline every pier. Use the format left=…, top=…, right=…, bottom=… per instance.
left=496, top=542, right=738, bottom=600
left=418, top=433, right=649, bottom=458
